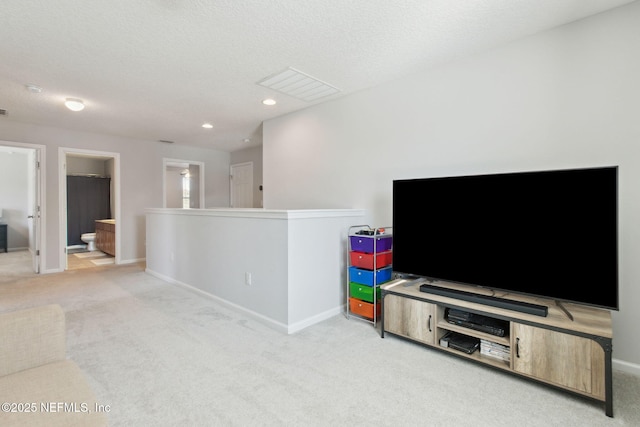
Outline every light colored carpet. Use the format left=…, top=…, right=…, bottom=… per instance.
left=0, top=250, right=35, bottom=278
left=0, top=264, right=638, bottom=427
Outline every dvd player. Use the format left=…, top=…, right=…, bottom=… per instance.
left=446, top=308, right=508, bottom=337
left=446, top=318, right=507, bottom=337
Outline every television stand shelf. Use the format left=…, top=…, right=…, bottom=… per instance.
left=380, top=278, right=614, bottom=417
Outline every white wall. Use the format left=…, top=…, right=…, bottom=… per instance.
left=67, top=157, right=108, bottom=175
left=263, top=3, right=640, bottom=368
left=146, top=209, right=290, bottom=327
left=145, top=208, right=365, bottom=333
left=0, top=122, right=231, bottom=271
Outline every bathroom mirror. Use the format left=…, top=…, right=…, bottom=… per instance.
left=163, top=158, right=205, bottom=208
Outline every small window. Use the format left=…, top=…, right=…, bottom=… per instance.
left=181, top=169, right=190, bottom=209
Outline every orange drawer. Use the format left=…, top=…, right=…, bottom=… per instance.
left=349, top=297, right=381, bottom=320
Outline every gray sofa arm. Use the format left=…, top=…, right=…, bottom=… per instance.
left=0, top=304, right=66, bottom=377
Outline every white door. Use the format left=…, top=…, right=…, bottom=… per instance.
left=29, top=150, right=41, bottom=273
left=0, top=141, right=43, bottom=274
left=230, top=162, right=253, bottom=208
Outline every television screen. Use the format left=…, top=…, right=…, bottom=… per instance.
left=392, top=166, right=618, bottom=311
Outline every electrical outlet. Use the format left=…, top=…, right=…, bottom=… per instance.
left=245, top=272, right=252, bottom=286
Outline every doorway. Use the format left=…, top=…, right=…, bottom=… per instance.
left=59, top=148, right=120, bottom=270
left=0, top=140, right=44, bottom=277
left=163, top=158, right=205, bottom=208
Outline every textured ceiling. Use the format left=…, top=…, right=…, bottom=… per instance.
left=0, top=0, right=635, bottom=152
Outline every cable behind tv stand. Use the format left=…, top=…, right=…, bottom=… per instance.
left=419, top=283, right=549, bottom=317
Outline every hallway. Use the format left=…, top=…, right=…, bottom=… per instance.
left=0, top=249, right=115, bottom=283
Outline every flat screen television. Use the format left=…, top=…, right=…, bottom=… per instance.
left=392, top=166, right=619, bottom=311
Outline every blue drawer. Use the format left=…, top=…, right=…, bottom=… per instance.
left=348, top=266, right=392, bottom=286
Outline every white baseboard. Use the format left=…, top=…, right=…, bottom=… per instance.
left=144, top=268, right=344, bottom=335
left=145, top=268, right=291, bottom=334
left=287, top=306, right=344, bottom=334
left=119, top=257, right=145, bottom=265
left=613, top=359, right=640, bottom=377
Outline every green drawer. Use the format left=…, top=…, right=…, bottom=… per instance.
left=349, top=282, right=381, bottom=303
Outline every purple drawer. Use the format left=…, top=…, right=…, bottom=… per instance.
left=349, top=235, right=392, bottom=254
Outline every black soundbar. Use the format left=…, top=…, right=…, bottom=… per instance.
left=419, top=283, right=548, bottom=317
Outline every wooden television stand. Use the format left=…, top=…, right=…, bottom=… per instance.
left=380, top=278, right=614, bottom=417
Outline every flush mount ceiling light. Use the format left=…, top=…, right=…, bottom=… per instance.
left=64, top=98, right=85, bottom=111
left=258, top=67, right=340, bottom=102
left=262, top=98, right=277, bottom=106
left=202, top=123, right=213, bottom=129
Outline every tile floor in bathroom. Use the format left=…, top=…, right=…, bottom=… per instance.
left=67, top=250, right=115, bottom=270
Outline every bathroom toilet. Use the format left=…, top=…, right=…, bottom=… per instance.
left=81, top=233, right=96, bottom=251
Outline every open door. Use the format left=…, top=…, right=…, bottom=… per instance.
left=0, top=141, right=44, bottom=275
left=28, top=149, right=41, bottom=273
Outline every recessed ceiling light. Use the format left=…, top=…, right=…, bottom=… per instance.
left=202, top=123, right=213, bottom=129
left=64, top=98, right=85, bottom=111
left=262, top=98, right=276, bottom=106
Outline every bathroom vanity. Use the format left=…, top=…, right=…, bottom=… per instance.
left=95, top=219, right=115, bottom=256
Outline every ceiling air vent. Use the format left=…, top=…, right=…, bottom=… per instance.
left=258, top=67, right=340, bottom=102
left=0, top=109, right=7, bottom=116
left=158, top=139, right=174, bottom=144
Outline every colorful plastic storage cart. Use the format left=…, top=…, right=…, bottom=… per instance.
left=346, top=225, right=392, bottom=324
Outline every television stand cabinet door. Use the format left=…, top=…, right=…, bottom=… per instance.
left=512, top=323, right=609, bottom=409
left=383, top=294, right=435, bottom=345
